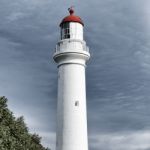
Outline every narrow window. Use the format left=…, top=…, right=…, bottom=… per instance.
left=75, top=101, right=79, bottom=106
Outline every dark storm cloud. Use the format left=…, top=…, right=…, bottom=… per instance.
left=85, top=0, right=150, bottom=149
left=0, top=0, right=150, bottom=149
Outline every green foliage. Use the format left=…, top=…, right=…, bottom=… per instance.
left=0, top=96, right=50, bottom=150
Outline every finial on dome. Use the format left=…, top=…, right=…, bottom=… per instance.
left=60, top=6, right=84, bottom=26
left=68, top=6, right=74, bottom=15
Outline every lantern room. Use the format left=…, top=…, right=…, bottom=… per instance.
left=60, top=7, right=84, bottom=40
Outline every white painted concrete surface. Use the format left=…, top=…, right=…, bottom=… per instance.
left=70, top=23, right=83, bottom=40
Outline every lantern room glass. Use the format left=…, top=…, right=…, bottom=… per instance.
left=61, top=22, right=70, bottom=39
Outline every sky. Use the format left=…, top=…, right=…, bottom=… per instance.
left=0, top=0, right=150, bottom=150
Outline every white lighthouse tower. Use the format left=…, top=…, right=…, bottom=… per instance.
left=53, top=7, right=90, bottom=150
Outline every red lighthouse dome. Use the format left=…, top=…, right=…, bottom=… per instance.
left=60, top=7, right=84, bottom=26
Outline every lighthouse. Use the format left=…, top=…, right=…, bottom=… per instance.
left=53, top=7, right=90, bottom=150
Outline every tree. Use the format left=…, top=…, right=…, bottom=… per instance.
left=0, top=96, right=50, bottom=150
